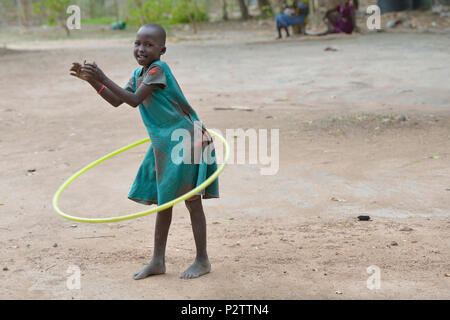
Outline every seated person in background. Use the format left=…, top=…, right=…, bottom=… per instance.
left=275, top=0, right=308, bottom=39
left=323, top=0, right=356, bottom=34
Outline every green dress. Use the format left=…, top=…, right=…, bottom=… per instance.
left=124, top=60, right=219, bottom=205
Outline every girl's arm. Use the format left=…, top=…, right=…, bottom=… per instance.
left=70, top=62, right=123, bottom=107
left=87, top=78, right=124, bottom=107
left=81, top=63, right=156, bottom=108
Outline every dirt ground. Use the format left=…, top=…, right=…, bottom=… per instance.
left=0, top=21, right=449, bottom=299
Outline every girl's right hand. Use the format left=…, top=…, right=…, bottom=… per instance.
left=70, top=61, right=89, bottom=81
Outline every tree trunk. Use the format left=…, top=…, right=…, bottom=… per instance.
left=63, top=23, right=71, bottom=37
left=89, top=0, right=95, bottom=19
left=305, top=0, right=328, bottom=34
left=183, top=0, right=199, bottom=34
left=222, top=0, right=228, bottom=21
left=114, top=0, right=120, bottom=23
left=257, top=0, right=273, bottom=17
left=22, top=0, right=31, bottom=27
left=133, top=0, right=146, bottom=24
left=16, top=0, right=24, bottom=26
left=308, top=0, right=319, bottom=22
left=192, top=0, right=199, bottom=34
left=237, top=0, right=250, bottom=20
left=0, top=1, right=6, bottom=28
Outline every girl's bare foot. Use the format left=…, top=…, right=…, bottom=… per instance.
left=180, top=257, right=211, bottom=279
left=133, top=259, right=166, bottom=280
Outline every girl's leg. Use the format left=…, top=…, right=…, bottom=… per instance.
left=277, top=26, right=283, bottom=39
left=180, top=196, right=211, bottom=279
left=133, top=207, right=173, bottom=280
left=284, top=27, right=290, bottom=37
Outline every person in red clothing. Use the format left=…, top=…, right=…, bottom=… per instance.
left=323, top=0, right=356, bottom=34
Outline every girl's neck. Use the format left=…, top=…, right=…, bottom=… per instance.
left=142, top=59, right=160, bottom=73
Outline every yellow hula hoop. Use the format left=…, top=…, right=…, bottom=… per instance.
left=52, top=129, right=229, bottom=223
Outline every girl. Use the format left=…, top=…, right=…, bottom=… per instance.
left=69, top=23, right=219, bottom=280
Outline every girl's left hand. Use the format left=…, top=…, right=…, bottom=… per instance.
left=80, top=62, right=106, bottom=83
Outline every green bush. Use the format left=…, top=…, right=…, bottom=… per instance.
left=127, top=0, right=209, bottom=26
left=142, top=0, right=172, bottom=22
left=33, top=0, right=71, bottom=26
left=171, top=2, right=209, bottom=24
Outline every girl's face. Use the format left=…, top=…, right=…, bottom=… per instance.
left=134, top=28, right=166, bottom=67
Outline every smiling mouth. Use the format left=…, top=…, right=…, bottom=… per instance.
left=137, top=55, right=147, bottom=60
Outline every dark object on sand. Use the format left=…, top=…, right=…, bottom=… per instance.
left=357, top=215, right=371, bottom=221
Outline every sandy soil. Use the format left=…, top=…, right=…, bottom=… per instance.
left=0, top=23, right=449, bottom=299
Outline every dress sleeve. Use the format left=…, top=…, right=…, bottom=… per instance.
left=124, top=76, right=135, bottom=93
left=142, top=65, right=167, bottom=89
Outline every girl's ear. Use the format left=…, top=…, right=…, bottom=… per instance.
left=160, top=46, right=167, bottom=56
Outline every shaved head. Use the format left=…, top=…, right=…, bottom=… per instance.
left=139, top=23, right=166, bottom=47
